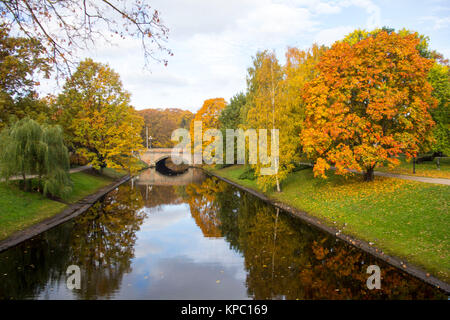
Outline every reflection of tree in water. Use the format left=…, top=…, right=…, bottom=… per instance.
left=0, top=224, right=73, bottom=299
left=0, top=176, right=446, bottom=300
left=0, top=182, right=148, bottom=300
left=189, top=176, right=446, bottom=299
left=184, top=178, right=227, bottom=238
left=137, top=184, right=185, bottom=209
left=69, top=184, right=146, bottom=299
left=237, top=199, right=445, bottom=299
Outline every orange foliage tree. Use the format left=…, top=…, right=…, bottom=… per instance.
left=190, top=98, right=226, bottom=158
left=301, top=31, right=436, bottom=181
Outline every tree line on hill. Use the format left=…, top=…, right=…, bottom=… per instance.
left=139, top=108, right=193, bottom=148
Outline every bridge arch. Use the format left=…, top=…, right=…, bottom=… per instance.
left=140, top=148, right=192, bottom=167
left=155, top=156, right=189, bottom=176
left=153, top=155, right=188, bottom=165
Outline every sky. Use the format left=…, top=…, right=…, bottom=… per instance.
left=39, top=0, right=450, bottom=113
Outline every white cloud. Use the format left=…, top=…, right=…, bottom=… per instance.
left=314, top=25, right=355, bottom=46
left=288, top=0, right=342, bottom=14
left=35, top=1, right=448, bottom=113
left=420, top=16, right=450, bottom=30
left=340, top=0, right=381, bottom=29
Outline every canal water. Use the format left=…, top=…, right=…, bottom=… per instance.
left=0, top=168, right=446, bottom=299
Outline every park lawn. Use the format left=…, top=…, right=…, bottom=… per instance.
left=0, top=183, right=66, bottom=240
left=61, top=171, right=115, bottom=203
left=376, top=156, right=450, bottom=179
left=209, top=165, right=450, bottom=282
left=0, top=170, right=122, bottom=241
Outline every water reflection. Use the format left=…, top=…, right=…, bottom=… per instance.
left=0, top=168, right=446, bottom=299
left=70, top=184, right=146, bottom=299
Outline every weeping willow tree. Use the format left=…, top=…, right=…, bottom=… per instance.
left=0, top=118, right=72, bottom=197
left=41, top=125, right=72, bottom=197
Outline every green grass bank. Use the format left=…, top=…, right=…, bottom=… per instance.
left=0, top=169, right=124, bottom=241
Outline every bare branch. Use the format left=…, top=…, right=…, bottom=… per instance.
left=0, top=0, right=172, bottom=77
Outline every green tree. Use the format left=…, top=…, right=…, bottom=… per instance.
left=0, top=118, right=71, bottom=197
left=428, top=62, right=450, bottom=155
left=220, top=93, right=247, bottom=131
left=56, top=59, right=144, bottom=173
left=219, top=92, right=247, bottom=165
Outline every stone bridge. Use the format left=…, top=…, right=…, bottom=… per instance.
left=140, top=148, right=192, bottom=166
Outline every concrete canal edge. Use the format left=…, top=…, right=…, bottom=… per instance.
left=206, top=170, right=450, bottom=295
left=0, top=175, right=131, bottom=253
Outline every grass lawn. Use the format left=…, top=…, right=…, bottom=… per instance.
left=0, top=184, right=66, bottom=240
left=209, top=165, right=450, bottom=282
left=377, top=156, right=450, bottom=179
left=0, top=170, right=124, bottom=241
left=61, top=171, right=115, bottom=203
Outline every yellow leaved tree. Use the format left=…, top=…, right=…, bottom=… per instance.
left=56, top=59, right=144, bottom=173
left=244, top=46, right=326, bottom=191
left=190, top=98, right=226, bottom=163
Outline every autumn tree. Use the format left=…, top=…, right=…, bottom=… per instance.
left=301, top=31, right=436, bottom=181
left=244, top=51, right=282, bottom=191
left=244, top=46, right=326, bottom=191
left=277, top=44, right=327, bottom=166
left=0, top=0, right=171, bottom=75
left=189, top=98, right=226, bottom=161
left=342, top=27, right=431, bottom=59
left=56, top=59, right=144, bottom=172
left=0, top=24, right=51, bottom=128
left=342, top=27, right=449, bottom=156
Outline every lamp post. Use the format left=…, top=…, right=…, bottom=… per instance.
left=145, top=127, right=153, bottom=149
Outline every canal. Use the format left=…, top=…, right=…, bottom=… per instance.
left=0, top=168, right=446, bottom=299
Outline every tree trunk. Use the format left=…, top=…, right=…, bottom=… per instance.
left=100, top=161, right=107, bottom=174
left=22, top=172, right=27, bottom=191
left=364, top=167, right=374, bottom=182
